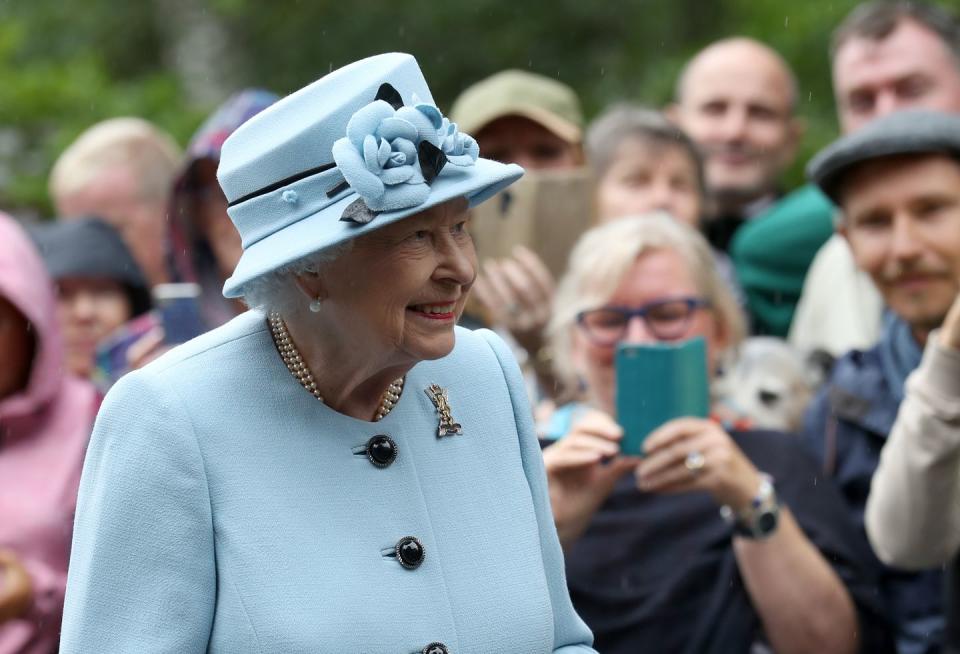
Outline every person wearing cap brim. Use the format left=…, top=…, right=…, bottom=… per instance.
left=30, top=217, right=153, bottom=385
left=59, top=53, right=596, bottom=653
left=449, top=69, right=584, bottom=169
left=802, top=108, right=960, bottom=654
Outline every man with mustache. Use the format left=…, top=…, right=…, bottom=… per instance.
left=670, top=38, right=833, bottom=336
left=790, top=0, right=960, bottom=357
left=802, top=109, right=960, bottom=654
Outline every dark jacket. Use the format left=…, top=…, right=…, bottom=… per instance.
left=552, top=429, right=895, bottom=654
left=803, top=344, right=945, bottom=654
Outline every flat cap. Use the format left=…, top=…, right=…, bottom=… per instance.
left=807, top=109, right=960, bottom=204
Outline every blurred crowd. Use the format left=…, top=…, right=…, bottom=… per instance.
left=2, top=1, right=960, bottom=652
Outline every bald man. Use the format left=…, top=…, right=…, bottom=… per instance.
left=672, top=38, right=803, bottom=226
left=672, top=38, right=835, bottom=336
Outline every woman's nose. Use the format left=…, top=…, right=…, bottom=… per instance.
left=622, top=315, right=656, bottom=344
left=437, top=236, right=477, bottom=286
left=67, top=292, right=98, bottom=322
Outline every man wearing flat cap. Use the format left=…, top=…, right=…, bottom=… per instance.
left=803, top=109, right=960, bottom=654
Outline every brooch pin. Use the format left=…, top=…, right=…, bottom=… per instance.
left=425, top=384, right=462, bottom=437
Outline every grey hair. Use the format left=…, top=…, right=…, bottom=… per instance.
left=548, top=212, right=746, bottom=390
left=585, top=103, right=706, bottom=195
left=241, top=240, right=353, bottom=317
left=832, top=1, right=960, bottom=63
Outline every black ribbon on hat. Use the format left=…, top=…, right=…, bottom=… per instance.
left=227, top=82, right=448, bottom=223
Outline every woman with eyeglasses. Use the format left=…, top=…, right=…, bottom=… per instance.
left=540, top=213, right=895, bottom=654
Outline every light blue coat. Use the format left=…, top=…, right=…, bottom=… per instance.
left=59, top=312, right=595, bottom=653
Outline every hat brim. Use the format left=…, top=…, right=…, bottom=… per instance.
left=461, top=106, right=582, bottom=145
left=807, top=109, right=960, bottom=204
left=223, top=158, right=523, bottom=298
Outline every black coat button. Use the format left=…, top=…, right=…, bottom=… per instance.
left=421, top=643, right=449, bottom=654
left=365, top=435, right=397, bottom=468
left=396, top=536, right=425, bottom=569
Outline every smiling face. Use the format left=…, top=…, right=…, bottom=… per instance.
left=833, top=19, right=960, bottom=134
left=674, top=39, right=800, bottom=211
left=314, top=197, right=477, bottom=369
left=840, top=154, right=960, bottom=341
left=571, top=248, right=726, bottom=414
left=595, top=139, right=703, bottom=227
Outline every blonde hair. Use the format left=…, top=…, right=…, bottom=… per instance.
left=49, top=117, right=182, bottom=205
left=548, top=212, right=746, bottom=388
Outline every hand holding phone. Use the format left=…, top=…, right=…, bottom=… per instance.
left=615, top=337, right=710, bottom=456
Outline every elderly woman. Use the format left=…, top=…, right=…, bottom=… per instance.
left=59, top=54, right=595, bottom=654
left=541, top=213, right=893, bottom=653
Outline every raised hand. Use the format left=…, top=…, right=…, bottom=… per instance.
left=543, top=409, right=641, bottom=547
left=637, top=417, right=762, bottom=511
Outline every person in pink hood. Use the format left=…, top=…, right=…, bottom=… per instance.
left=0, top=213, right=97, bottom=653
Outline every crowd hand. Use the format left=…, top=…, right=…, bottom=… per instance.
left=0, top=550, right=32, bottom=623
left=126, top=326, right=169, bottom=370
left=940, top=291, right=960, bottom=351
left=543, top=409, right=642, bottom=547
left=637, top=417, right=762, bottom=511
left=472, top=246, right=555, bottom=357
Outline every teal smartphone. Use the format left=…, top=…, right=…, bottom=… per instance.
left=615, top=337, right=710, bottom=456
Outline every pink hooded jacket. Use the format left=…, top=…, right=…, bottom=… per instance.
left=0, top=213, right=97, bottom=654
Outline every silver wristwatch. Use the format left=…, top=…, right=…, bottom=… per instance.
left=720, top=473, right=780, bottom=539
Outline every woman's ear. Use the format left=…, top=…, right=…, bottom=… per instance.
left=293, top=272, right=326, bottom=303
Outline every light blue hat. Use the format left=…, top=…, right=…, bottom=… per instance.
left=218, top=52, right=524, bottom=298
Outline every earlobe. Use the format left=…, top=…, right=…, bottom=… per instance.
left=294, top=273, right=327, bottom=305
left=664, top=103, right=682, bottom=125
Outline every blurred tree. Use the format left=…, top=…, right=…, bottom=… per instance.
left=0, top=0, right=906, bottom=215
left=0, top=0, right=202, bottom=216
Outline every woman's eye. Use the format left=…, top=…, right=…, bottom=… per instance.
left=452, top=221, right=468, bottom=234
left=411, top=230, right=430, bottom=240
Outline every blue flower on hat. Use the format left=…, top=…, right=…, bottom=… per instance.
left=438, top=118, right=479, bottom=167
left=332, top=98, right=451, bottom=212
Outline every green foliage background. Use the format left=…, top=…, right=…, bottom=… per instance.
left=3, top=0, right=954, bottom=215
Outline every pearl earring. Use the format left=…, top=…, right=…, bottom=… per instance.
left=308, top=297, right=322, bottom=313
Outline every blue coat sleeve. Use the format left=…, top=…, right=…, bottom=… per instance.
left=475, top=329, right=597, bottom=653
left=59, top=370, right=216, bottom=653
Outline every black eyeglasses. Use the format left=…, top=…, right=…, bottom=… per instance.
left=576, top=297, right=711, bottom=346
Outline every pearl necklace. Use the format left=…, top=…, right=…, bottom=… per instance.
left=267, top=312, right=404, bottom=421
